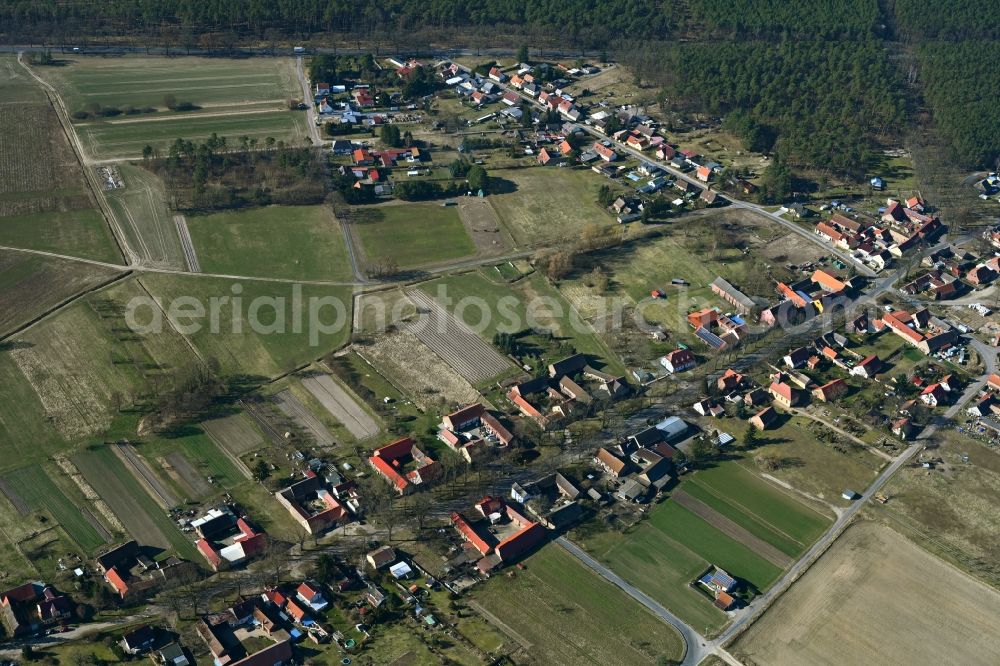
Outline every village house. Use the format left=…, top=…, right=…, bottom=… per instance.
left=595, top=447, right=629, bottom=477
left=451, top=498, right=548, bottom=575
left=369, top=437, right=441, bottom=495
left=0, top=582, right=71, bottom=636
left=661, top=348, right=697, bottom=373
left=749, top=406, right=778, bottom=431
left=769, top=382, right=799, bottom=409
left=275, top=472, right=350, bottom=535
left=192, top=507, right=267, bottom=572
left=812, top=378, right=848, bottom=402
left=851, top=354, right=882, bottom=379
left=96, top=540, right=193, bottom=599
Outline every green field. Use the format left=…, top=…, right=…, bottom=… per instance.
left=3, top=465, right=107, bottom=552
left=73, top=446, right=197, bottom=560
left=686, top=463, right=832, bottom=548
left=488, top=166, right=615, bottom=244
left=0, top=55, right=46, bottom=102
left=105, top=164, right=185, bottom=268
left=37, top=56, right=308, bottom=159
left=186, top=205, right=354, bottom=281
left=649, top=501, right=784, bottom=590
left=418, top=271, right=626, bottom=374
left=473, top=544, right=685, bottom=665
left=0, top=207, right=121, bottom=265
left=77, top=110, right=309, bottom=160
left=139, top=274, right=353, bottom=378
left=0, top=250, right=121, bottom=335
left=0, top=279, right=195, bottom=466
left=353, top=202, right=476, bottom=269
left=577, top=461, right=832, bottom=632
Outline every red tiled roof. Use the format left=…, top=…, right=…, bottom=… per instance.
left=105, top=567, right=129, bottom=597
left=495, top=521, right=546, bottom=562
left=769, top=382, right=794, bottom=402
left=451, top=512, right=492, bottom=555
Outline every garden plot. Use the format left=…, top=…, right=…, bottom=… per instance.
left=113, top=442, right=179, bottom=509
left=201, top=413, right=266, bottom=456
left=355, top=330, right=480, bottom=410
left=406, top=289, right=512, bottom=383
left=274, top=389, right=336, bottom=447
left=163, top=452, right=212, bottom=498
left=300, top=373, right=380, bottom=440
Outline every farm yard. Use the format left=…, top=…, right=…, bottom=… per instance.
left=36, top=56, right=309, bottom=160
left=472, top=544, right=685, bottom=665
left=0, top=250, right=121, bottom=335
left=487, top=166, right=615, bottom=245
left=350, top=202, right=477, bottom=270
left=185, top=205, right=355, bottom=281
left=732, top=522, right=1000, bottom=666
left=575, top=461, right=832, bottom=633
left=406, top=289, right=513, bottom=383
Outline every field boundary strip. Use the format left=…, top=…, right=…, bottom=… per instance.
left=112, top=442, right=179, bottom=508
left=686, top=476, right=808, bottom=547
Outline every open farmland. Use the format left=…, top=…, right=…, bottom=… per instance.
left=138, top=274, right=353, bottom=378
left=105, top=164, right=186, bottom=268
left=575, top=461, right=828, bottom=632
left=472, top=544, right=685, bottom=665
left=0, top=57, right=121, bottom=263
left=38, top=56, right=308, bottom=160
left=300, top=373, right=380, bottom=440
left=0, top=250, right=121, bottom=335
left=73, top=446, right=196, bottom=559
left=3, top=279, right=193, bottom=446
left=201, top=413, right=266, bottom=456
left=733, top=522, right=1000, bottom=665
left=274, top=389, right=337, bottom=447
left=406, top=289, right=512, bottom=383
left=2, top=464, right=108, bottom=552
left=185, top=205, right=355, bottom=281
left=487, top=166, right=615, bottom=244
left=351, top=202, right=477, bottom=270
left=417, top=271, right=626, bottom=375
left=354, top=329, right=480, bottom=410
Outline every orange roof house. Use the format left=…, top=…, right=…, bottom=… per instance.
left=811, top=269, right=847, bottom=293
left=812, top=378, right=848, bottom=402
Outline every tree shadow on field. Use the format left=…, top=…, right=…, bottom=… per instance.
left=487, top=177, right=518, bottom=195
left=0, top=340, right=33, bottom=353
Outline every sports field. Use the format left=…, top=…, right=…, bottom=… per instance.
left=186, top=205, right=355, bottom=281
left=733, top=522, right=1000, bottom=665
left=38, top=56, right=308, bottom=160
left=138, top=274, right=354, bottom=378
left=352, top=202, right=477, bottom=269
left=473, top=544, right=685, bottom=665
left=488, top=166, right=615, bottom=244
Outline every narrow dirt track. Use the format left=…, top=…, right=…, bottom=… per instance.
left=173, top=214, right=200, bottom=272
left=672, top=490, right=792, bottom=568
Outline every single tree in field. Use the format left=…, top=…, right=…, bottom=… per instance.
left=252, top=459, right=270, bottom=483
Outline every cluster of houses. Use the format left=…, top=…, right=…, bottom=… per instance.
left=506, top=353, right=628, bottom=429
left=0, top=581, right=71, bottom=636
left=119, top=625, right=190, bottom=664
left=594, top=417, right=685, bottom=502
left=195, top=583, right=329, bottom=666
left=966, top=374, right=1000, bottom=435
left=813, top=198, right=943, bottom=272
left=451, top=496, right=548, bottom=575
left=97, top=539, right=195, bottom=599
left=369, top=437, right=442, bottom=495
left=759, top=269, right=857, bottom=329
left=189, top=505, right=268, bottom=571
left=874, top=307, right=958, bottom=357
left=437, top=402, right=514, bottom=464
left=687, top=305, right=751, bottom=351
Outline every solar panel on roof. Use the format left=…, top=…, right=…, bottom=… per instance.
left=695, top=327, right=726, bottom=350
